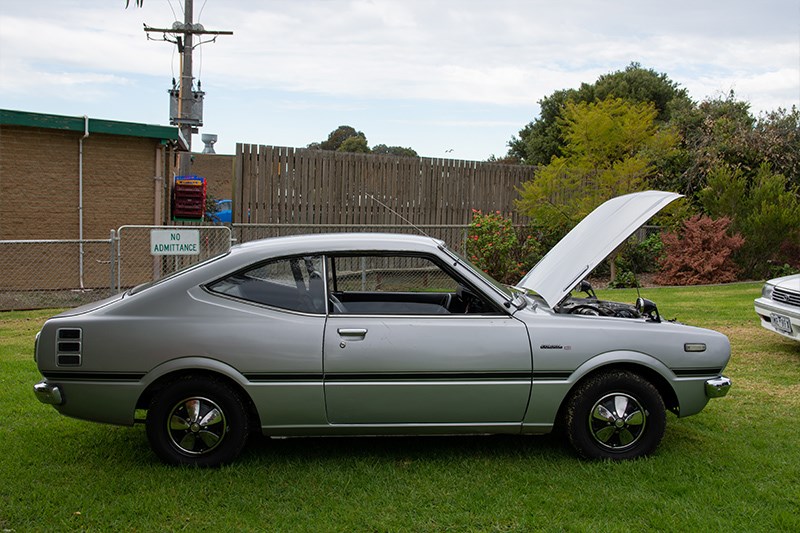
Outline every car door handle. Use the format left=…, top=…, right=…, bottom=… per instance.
left=337, top=328, right=368, bottom=338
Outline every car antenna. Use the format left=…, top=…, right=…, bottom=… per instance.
left=365, top=193, right=433, bottom=240
left=365, top=193, right=462, bottom=268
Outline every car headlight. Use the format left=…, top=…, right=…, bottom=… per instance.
left=762, top=284, right=775, bottom=300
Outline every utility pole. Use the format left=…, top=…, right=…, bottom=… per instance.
left=143, top=0, right=232, bottom=175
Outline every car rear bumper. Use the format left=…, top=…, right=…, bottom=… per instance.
left=705, top=376, right=731, bottom=398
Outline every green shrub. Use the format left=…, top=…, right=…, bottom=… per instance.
left=605, top=233, right=663, bottom=288
left=699, top=163, right=800, bottom=278
left=466, top=210, right=543, bottom=284
left=624, top=233, right=664, bottom=273
left=769, top=263, right=800, bottom=278
left=608, top=268, right=640, bottom=288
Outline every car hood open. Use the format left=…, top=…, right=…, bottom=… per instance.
left=516, top=190, right=682, bottom=308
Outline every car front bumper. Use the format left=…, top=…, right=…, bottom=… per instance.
left=33, top=380, right=64, bottom=405
left=754, top=297, right=800, bottom=342
left=705, top=376, right=731, bottom=398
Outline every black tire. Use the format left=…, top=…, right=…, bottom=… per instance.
left=146, top=376, right=250, bottom=467
left=564, top=370, right=666, bottom=460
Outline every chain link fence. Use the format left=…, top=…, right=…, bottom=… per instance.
left=233, top=224, right=473, bottom=297
left=1, top=226, right=233, bottom=311
left=0, top=239, right=116, bottom=311
left=2, top=225, right=459, bottom=311
left=2, top=223, right=667, bottom=311
left=115, top=226, right=233, bottom=291
left=332, top=255, right=458, bottom=293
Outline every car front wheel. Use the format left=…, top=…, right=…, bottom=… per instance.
left=564, top=370, right=666, bottom=460
left=146, top=376, right=250, bottom=466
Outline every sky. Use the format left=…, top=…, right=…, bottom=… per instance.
left=1, top=0, right=799, bottom=161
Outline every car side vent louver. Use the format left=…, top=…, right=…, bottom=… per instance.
left=56, top=328, right=82, bottom=366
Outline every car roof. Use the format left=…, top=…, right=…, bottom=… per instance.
left=116, top=233, right=451, bottom=303
left=230, top=232, right=447, bottom=260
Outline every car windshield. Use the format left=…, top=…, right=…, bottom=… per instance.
left=445, top=247, right=514, bottom=299
left=127, top=251, right=230, bottom=295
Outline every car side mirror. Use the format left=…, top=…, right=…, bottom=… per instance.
left=636, top=297, right=661, bottom=323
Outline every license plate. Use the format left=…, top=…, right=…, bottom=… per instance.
left=771, top=313, right=793, bottom=335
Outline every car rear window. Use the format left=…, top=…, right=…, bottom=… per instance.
left=208, top=255, right=325, bottom=314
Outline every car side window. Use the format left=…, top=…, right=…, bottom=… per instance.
left=327, top=254, right=500, bottom=315
left=208, top=255, right=325, bottom=314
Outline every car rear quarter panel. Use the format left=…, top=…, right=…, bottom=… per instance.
left=37, top=283, right=328, bottom=427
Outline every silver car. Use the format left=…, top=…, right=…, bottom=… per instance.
left=754, top=273, right=800, bottom=342
left=33, top=191, right=731, bottom=466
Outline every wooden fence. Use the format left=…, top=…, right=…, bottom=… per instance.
left=234, top=145, right=537, bottom=227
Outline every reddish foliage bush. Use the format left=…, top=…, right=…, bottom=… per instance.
left=655, top=215, right=745, bottom=285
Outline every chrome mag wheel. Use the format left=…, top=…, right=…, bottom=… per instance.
left=564, top=370, right=665, bottom=460
left=146, top=376, right=250, bottom=466
left=167, top=396, right=228, bottom=455
left=588, top=392, right=646, bottom=450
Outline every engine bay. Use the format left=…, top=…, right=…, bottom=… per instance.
left=555, top=280, right=661, bottom=322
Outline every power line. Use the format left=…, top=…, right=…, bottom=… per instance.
left=143, top=0, right=232, bottom=173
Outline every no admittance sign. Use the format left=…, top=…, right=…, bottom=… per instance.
left=150, top=229, right=200, bottom=255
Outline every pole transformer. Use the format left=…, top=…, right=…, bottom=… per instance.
left=143, top=0, right=232, bottom=174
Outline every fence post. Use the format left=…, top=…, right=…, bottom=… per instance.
left=110, top=229, right=116, bottom=294
left=116, top=227, right=122, bottom=293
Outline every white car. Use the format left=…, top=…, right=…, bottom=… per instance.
left=755, top=274, right=800, bottom=342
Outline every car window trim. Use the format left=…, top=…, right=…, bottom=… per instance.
left=324, top=251, right=509, bottom=317
left=204, top=253, right=327, bottom=315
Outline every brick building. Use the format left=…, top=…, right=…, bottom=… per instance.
left=0, top=109, right=188, bottom=241
left=189, top=152, right=235, bottom=203
left=0, top=109, right=194, bottom=293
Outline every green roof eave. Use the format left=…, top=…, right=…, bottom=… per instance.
left=0, top=109, right=187, bottom=150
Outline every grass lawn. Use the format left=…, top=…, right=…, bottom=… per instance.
left=1, top=282, right=798, bottom=531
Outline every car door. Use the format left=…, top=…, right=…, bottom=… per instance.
left=322, top=253, right=532, bottom=426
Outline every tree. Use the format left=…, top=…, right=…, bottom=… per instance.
left=698, top=163, right=800, bottom=277
left=486, top=153, right=522, bottom=164
left=507, top=89, right=573, bottom=165
left=309, top=126, right=419, bottom=156
left=591, top=63, right=690, bottom=123
left=337, top=135, right=370, bottom=153
left=309, top=126, right=366, bottom=151
left=518, top=97, right=678, bottom=225
left=372, top=144, right=418, bottom=157
left=660, top=92, right=800, bottom=198
left=517, top=97, right=678, bottom=278
left=509, top=64, right=690, bottom=166
left=661, top=91, right=756, bottom=195
left=751, top=107, right=800, bottom=189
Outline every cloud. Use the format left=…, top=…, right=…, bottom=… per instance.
left=0, top=58, right=131, bottom=100
left=3, top=1, right=799, bottom=110
left=2, top=0, right=798, bottom=160
left=189, top=1, right=799, bottom=110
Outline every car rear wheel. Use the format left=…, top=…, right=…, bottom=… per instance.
left=146, top=376, right=250, bottom=466
left=564, top=370, right=665, bottom=460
